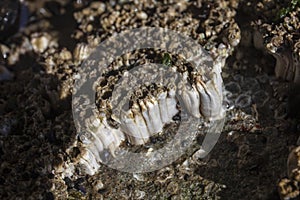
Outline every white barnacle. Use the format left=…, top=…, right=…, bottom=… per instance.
left=120, top=109, right=146, bottom=145
left=73, top=43, right=92, bottom=64
left=157, top=90, right=170, bottom=123
left=131, top=102, right=151, bottom=140
left=165, top=88, right=179, bottom=119
left=192, top=76, right=223, bottom=120
left=30, top=32, right=52, bottom=54
left=145, top=95, right=164, bottom=134
left=177, top=82, right=201, bottom=118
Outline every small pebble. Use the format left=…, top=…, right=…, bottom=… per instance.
left=136, top=11, right=148, bottom=20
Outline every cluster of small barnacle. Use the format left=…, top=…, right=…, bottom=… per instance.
left=0, top=68, right=77, bottom=199
left=44, top=0, right=242, bottom=127
left=278, top=147, right=300, bottom=200
left=69, top=0, right=241, bottom=178
left=0, top=1, right=80, bottom=199
left=251, top=4, right=300, bottom=83
left=241, top=2, right=300, bottom=199
left=237, top=1, right=300, bottom=199
left=81, top=156, right=226, bottom=199
left=72, top=0, right=240, bottom=58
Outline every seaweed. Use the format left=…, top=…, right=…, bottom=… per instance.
left=278, top=0, right=300, bottom=19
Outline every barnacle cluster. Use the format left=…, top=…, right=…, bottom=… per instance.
left=68, top=0, right=241, bottom=176
left=244, top=0, right=300, bottom=83
left=238, top=1, right=300, bottom=198
left=279, top=146, right=300, bottom=200
left=255, top=17, right=300, bottom=83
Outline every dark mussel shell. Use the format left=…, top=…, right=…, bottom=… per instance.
left=0, top=0, right=28, bottom=41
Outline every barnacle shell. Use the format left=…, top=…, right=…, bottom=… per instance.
left=287, top=147, right=300, bottom=178
left=30, top=33, right=52, bottom=54
left=73, top=43, right=91, bottom=64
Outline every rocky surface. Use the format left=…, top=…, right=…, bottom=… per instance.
left=0, top=0, right=299, bottom=199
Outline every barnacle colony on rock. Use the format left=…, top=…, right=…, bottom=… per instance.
left=278, top=146, right=300, bottom=200
left=72, top=27, right=227, bottom=175
left=69, top=0, right=241, bottom=175
left=251, top=4, right=300, bottom=83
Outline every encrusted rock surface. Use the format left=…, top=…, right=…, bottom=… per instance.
left=0, top=0, right=299, bottom=200
left=236, top=1, right=300, bottom=199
